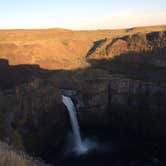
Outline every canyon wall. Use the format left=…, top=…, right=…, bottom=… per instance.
left=1, top=65, right=166, bottom=161
left=88, top=31, right=166, bottom=62
left=109, top=79, right=166, bottom=139
left=1, top=26, right=166, bottom=162
left=0, top=79, right=68, bottom=160
left=62, top=80, right=110, bottom=128
left=66, top=78, right=166, bottom=140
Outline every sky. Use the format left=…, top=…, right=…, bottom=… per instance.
left=0, top=0, right=166, bottom=30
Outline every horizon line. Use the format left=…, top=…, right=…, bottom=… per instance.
left=0, top=24, right=165, bottom=31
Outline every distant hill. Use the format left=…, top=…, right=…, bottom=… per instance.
left=0, top=25, right=165, bottom=70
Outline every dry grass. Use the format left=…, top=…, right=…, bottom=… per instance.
left=0, top=142, right=50, bottom=166
left=0, top=25, right=165, bottom=70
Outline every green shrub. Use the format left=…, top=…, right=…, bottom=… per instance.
left=99, top=49, right=107, bottom=56
left=62, top=40, right=69, bottom=46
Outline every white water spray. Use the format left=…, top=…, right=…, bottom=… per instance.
left=62, top=95, right=88, bottom=155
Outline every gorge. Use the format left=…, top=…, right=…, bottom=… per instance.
left=0, top=25, right=166, bottom=165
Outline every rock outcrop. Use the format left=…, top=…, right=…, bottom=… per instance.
left=109, top=79, right=166, bottom=139
left=77, top=80, right=110, bottom=128
left=87, top=31, right=166, bottom=66
left=0, top=59, right=41, bottom=89
left=0, top=79, right=68, bottom=162
left=62, top=77, right=166, bottom=140
left=61, top=81, right=110, bottom=128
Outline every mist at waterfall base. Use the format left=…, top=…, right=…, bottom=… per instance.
left=62, top=96, right=110, bottom=156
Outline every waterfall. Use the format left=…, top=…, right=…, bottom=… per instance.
left=62, top=95, right=88, bottom=155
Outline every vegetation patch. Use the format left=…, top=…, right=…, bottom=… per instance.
left=62, top=40, right=69, bottom=46
left=99, top=49, right=107, bottom=56
left=0, top=142, right=49, bottom=166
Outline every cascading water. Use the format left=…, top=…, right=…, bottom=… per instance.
left=62, top=95, right=88, bottom=155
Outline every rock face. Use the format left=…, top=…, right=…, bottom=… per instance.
left=1, top=59, right=166, bottom=157
left=1, top=63, right=166, bottom=162
left=0, top=59, right=41, bottom=89
left=0, top=59, right=9, bottom=69
left=60, top=77, right=166, bottom=141
left=63, top=77, right=166, bottom=140
left=87, top=31, right=166, bottom=67
left=109, top=79, right=166, bottom=139
left=78, top=80, right=110, bottom=128
left=106, top=31, right=166, bottom=56
left=0, top=79, right=68, bottom=161
left=61, top=81, right=110, bottom=128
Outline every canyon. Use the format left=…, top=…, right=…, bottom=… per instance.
left=0, top=25, right=166, bottom=165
